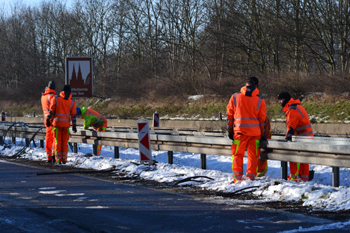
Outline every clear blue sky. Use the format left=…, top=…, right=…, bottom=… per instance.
left=0, top=0, right=42, bottom=8
left=0, top=0, right=73, bottom=11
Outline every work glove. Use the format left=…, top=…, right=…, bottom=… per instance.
left=72, top=126, right=77, bottom=133
left=259, top=136, right=268, bottom=148
left=285, top=136, right=292, bottom=142
left=46, top=118, right=51, bottom=127
left=228, top=132, right=234, bottom=140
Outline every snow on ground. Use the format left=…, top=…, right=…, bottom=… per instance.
left=1, top=138, right=350, bottom=214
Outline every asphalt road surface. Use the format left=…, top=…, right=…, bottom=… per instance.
left=0, top=160, right=348, bottom=233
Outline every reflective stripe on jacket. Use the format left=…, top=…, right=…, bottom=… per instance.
left=81, top=107, right=107, bottom=129
left=41, top=87, right=56, bottom=126
left=49, top=91, right=76, bottom=128
left=226, top=85, right=267, bottom=136
left=283, top=98, right=314, bottom=138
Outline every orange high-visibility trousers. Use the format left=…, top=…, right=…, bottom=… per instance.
left=52, top=127, right=69, bottom=163
left=289, top=162, right=309, bottom=181
left=45, top=126, right=54, bottom=161
left=231, top=134, right=260, bottom=182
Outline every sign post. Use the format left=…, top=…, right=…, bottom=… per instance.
left=137, top=119, right=153, bottom=164
left=1, top=111, right=5, bottom=121
left=65, top=57, right=93, bottom=98
left=153, top=111, right=159, bottom=127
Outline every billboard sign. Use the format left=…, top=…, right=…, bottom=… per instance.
left=65, top=57, right=93, bottom=98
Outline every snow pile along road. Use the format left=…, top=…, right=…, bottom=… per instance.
left=1, top=141, right=350, bottom=212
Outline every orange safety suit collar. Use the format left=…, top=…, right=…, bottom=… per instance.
left=240, top=84, right=259, bottom=97
left=282, top=98, right=300, bottom=112
left=59, top=91, right=71, bottom=99
left=42, top=87, right=56, bottom=96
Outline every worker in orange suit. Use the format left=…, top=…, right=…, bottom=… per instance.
left=278, top=92, right=313, bottom=181
left=257, top=116, right=272, bottom=177
left=46, top=85, right=77, bottom=164
left=41, top=81, right=56, bottom=163
left=76, top=107, right=107, bottom=156
left=226, top=77, right=267, bottom=182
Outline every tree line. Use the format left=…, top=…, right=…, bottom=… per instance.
left=1, top=0, right=350, bottom=102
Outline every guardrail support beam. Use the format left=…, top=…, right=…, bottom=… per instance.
left=281, top=161, right=288, bottom=180
left=114, top=146, right=119, bottom=159
left=332, top=167, right=340, bottom=187
left=73, top=143, right=78, bottom=153
left=93, top=145, right=97, bottom=156
left=201, top=153, right=206, bottom=169
left=168, top=151, right=173, bottom=164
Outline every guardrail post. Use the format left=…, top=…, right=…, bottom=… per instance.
left=281, top=161, right=288, bottom=180
left=332, top=167, right=340, bottom=187
left=168, top=151, right=173, bottom=164
left=73, top=143, right=78, bottom=153
left=201, top=153, right=206, bottom=169
left=25, top=138, right=30, bottom=147
left=40, top=140, right=44, bottom=148
left=93, top=145, right=97, bottom=155
left=0, top=136, right=3, bottom=145
left=12, top=137, right=16, bottom=144
left=114, top=146, right=119, bottom=159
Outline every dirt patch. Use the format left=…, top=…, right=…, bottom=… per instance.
left=2, top=156, right=350, bottom=220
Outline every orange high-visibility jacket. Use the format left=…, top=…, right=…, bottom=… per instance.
left=49, top=91, right=76, bottom=128
left=283, top=98, right=313, bottom=138
left=41, top=87, right=56, bottom=127
left=227, top=85, right=267, bottom=136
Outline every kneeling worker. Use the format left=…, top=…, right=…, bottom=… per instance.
left=76, top=107, right=107, bottom=156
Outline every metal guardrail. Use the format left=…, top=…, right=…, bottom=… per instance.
left=0, top=123, right=348, bottom=187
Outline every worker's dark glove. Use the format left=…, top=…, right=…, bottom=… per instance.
left=46, top=118, right=51, bottom=127
left=72, top=126, right=77, bottom=133
left=259, top=136, right=268, bottom=148
left=285, top=136, right=292, bottom=142
left=228, top=132, right=234, bottom=140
